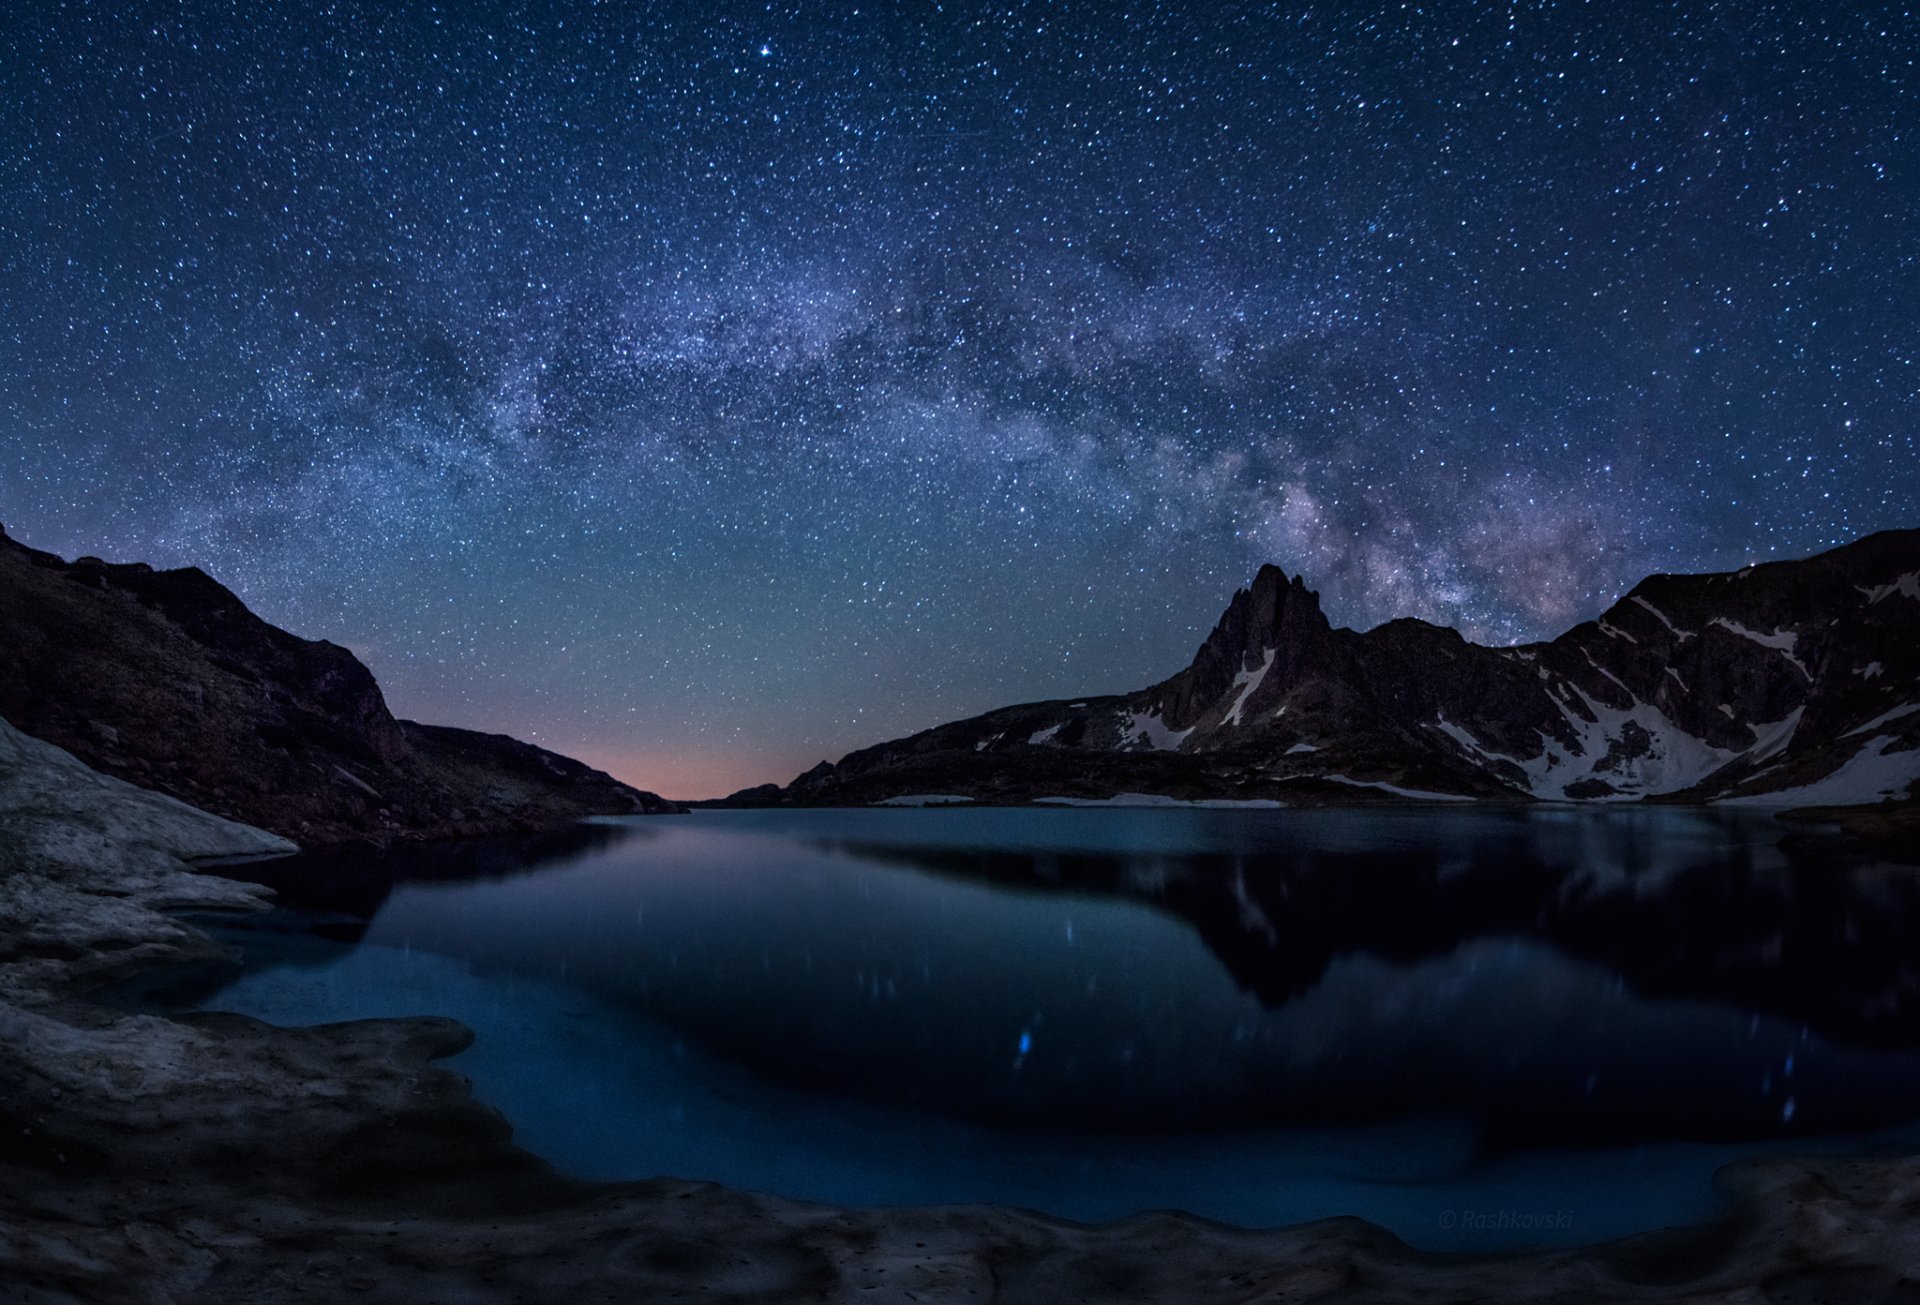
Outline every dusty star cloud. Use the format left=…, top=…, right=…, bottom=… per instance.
left=1, top=1, right=1915, bottom=795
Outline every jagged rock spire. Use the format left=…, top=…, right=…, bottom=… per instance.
left=1158, top=564, right=1337, bottom=729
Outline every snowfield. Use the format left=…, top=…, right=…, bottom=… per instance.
left=1717, top=735, right=1920, bottom=808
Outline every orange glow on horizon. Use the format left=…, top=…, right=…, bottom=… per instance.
left=564, top=743, right=792, bottom=803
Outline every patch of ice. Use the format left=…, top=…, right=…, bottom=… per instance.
left=1858, top=572, right=1920, bottom=604
left=1856, top=662, right=1885, bottom=680
left=1717, top=735, right=1920, bottom=807
left=1844, top=702, right=1920, bottom=737
left=1284, top=742, right=1319, bottom=755
left=1664, top=667, right=1688, bottom=693
left=1027, top=724, right=1063, bottom=745
left=1629, top=597, right=1695, bottom=640
left=973, top=733, right=1003, bottom=753
left=1710, top=618, right=1810, bottom=679
left=1222, top=648, right=1276, bottom=726
left=1719, top=704, right=1735, bottom=718
left=873, top=794, right=975, bottom=807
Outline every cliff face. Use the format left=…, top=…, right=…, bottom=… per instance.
left=0, top=526, right=680, bottom=844
left=752, top=531, right=1920, bottom=809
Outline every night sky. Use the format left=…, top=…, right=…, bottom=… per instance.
left=2, top=2, right=1915, bottom=797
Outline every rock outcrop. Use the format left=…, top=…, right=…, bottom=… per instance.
left=743, top=530, right=1920, bottom=810
left=0, top=525, right=681, bottom=844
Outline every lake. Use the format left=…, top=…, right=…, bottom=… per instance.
left=131, top=806, right=1920, bottom=1252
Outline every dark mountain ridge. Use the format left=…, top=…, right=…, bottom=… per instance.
left=742, top=530, right=1920, bottom=810
left=0, top=524, right=681, bottom=844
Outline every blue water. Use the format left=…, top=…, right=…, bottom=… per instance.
left=157, top=806, right=1920, bottom=1252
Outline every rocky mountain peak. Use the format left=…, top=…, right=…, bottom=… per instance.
left=1153, top=564, right=1338, bottom=729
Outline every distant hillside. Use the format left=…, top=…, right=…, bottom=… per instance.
left=0, top=525, right=681, bottom=845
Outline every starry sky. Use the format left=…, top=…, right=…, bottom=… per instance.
left=2, top=2, right=1916, bottom=797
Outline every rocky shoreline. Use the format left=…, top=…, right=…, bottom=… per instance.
left=9, top=720, right=1920, bottom=1303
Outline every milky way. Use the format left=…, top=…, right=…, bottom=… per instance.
left=2, top=2, right=1915, bottom=795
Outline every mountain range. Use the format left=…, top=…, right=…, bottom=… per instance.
left=736, top=530, right=1920, bottom=812
left=5, top=522, right=1915, bottom=826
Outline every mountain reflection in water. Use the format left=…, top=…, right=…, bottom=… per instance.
left=163, top=808, right=1920, bottom=1155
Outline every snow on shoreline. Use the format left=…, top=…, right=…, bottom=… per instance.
left=1035, top=794, right=1285, bottom=809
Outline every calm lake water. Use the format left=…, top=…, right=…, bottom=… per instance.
left=140, top=806, right=1920, bottom=1251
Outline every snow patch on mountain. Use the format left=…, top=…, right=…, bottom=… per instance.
left=1718, top=735, right=1920, bottom=807
left=1629, top=596, right=1695, bottom=640
left=1858, top=572, right=1920, bottom=604
left=1440, top=692, right=1742, bottom=801
left=1581, top=648, right=1637, bottom=700
left=1450, top=701, right=1803, bottom=801
left=1124, top=709, right=1193, bottom=752
left=1028, top=724, right=1063, bottom=745
left=1222, top=647, right=1276, bottom=726
left=1597, top=621, right=1637, bottom=644
left=1548, top=684, right=1743, bottom=798
left=1710, top=618, right=1811, bottom=678
left=1746, top=707, right=1805, bottom=764
left=1857, top=662, right=1885, bottom=680
left=1844, top=702, right=1920, bottom=737
left=1431, top=715, right=1537, bottom=779
left=1284, top=742, right=1319, bottom=755
left=1321, top=775, right=1476, bottom=802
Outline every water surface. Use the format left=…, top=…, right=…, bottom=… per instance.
left=145, top=806, right=1920, bottom=1251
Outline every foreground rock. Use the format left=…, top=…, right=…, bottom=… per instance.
left=0, top=525, right=681, bottom=844
left=10, top=718, right=1920, bottom=1302
left=738, top=530, right=1920, bottom=812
